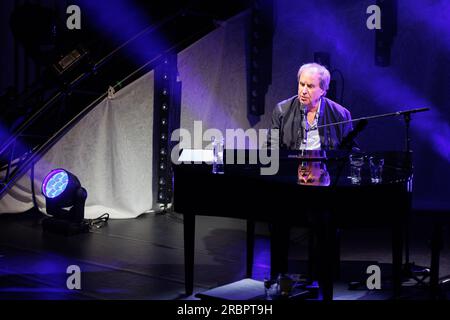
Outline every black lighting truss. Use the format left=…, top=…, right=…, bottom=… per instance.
left=247, top=0, right=273, bottom=116
left=153, top=54, right=181, bottom=206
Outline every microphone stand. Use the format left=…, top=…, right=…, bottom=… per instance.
left=321, top=107, right=430, bottom=287
left=317, top=107, right=429, bottom=132
left=319, top=107, right=429, bottom=184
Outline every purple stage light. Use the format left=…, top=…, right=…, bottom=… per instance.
left=41, top=169, right=69, bottom=199
left=41, top=169, right=88, bottom=233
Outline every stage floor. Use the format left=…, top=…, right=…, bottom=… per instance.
left=0, top=208, right=449, bottom=300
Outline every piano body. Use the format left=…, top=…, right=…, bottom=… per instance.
left=173, top=149, right=413, bottom=300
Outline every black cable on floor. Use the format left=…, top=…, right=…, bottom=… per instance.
left=30, top=162, right=45, bottom=215
left=85, top=213, right=110, bottom=230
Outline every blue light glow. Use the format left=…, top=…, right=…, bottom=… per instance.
left=42, top=169, right=69, bottom=198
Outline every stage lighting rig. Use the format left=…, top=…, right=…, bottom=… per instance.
left=41, top=168, right=89, bottom=235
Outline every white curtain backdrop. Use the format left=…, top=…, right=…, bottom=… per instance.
left=0, top=72, right=155, bottom=219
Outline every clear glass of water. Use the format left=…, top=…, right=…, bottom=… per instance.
left=349, top=154, right=364, bottom=184
left=369, top=156, right=384, bottom=184
left=212, top=137, right=224, bottom=174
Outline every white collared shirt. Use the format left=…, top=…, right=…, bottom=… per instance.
left=300, top=100, right=321, bottom=150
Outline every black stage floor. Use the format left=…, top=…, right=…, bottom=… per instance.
left=0, top=208, right=449, bottom=300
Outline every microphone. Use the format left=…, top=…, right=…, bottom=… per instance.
left=300, top=103, right=307, bottom=146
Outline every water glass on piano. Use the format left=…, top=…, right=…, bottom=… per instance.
left=349, top=154, right=364, bottom=184
left=369, top=156, right=384, bottom=184
left=212, top=137, right=224, bottom=174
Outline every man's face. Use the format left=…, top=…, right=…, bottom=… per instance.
left=298, top=70, right=325, bottom=108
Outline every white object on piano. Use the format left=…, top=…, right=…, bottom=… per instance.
left=178, top=149, right=214, bottom=163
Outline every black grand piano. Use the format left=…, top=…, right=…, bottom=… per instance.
left=173, top=149, right=413, bottom=300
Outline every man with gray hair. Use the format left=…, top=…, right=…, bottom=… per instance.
left=268, top=63, right=353, bottom=150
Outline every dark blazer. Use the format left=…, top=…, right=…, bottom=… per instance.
left=268, top=95, right=354, bottom=150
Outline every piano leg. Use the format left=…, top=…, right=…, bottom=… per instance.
left=246, top=220, right=255, bottom=278
left=392, top=219, right=404, bottom=299
left=307, top=228, right=317, bottom=281
left=316, top=212, right=336, bottom=301
left=184, top=214, right=195, bottom=295
left=270, top=223, right=290, bottom=279
left=334, top=229, right=341, bottom=280
left=429, top=222, right=443, bottom=299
